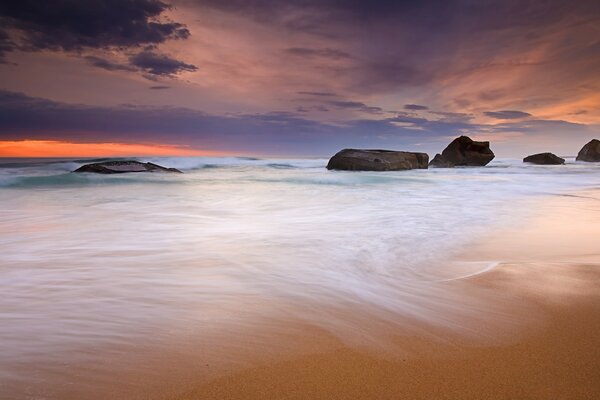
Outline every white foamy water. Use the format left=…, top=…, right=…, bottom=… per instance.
left=0, top=156, right=599, bottom=397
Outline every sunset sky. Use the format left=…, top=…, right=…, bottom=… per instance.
left=0, top=0, right=599, bottom=157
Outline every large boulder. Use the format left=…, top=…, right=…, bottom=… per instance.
left=73, top=160, right=183, bottom=174
left=326, top=149, right=429, bottom=171
left=429, top=136, right=495, bottom=167
left=576, top=139, right=600, bottom=162
left=523, top=153, right=565, bottom=165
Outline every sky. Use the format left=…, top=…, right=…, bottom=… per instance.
left=0, top=0, right=599, bottom=157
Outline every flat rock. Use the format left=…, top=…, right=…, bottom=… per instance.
left=73, top=160, right=183, bottom=174
left=523, top=152, right=565, bottom=165
left=576, top=139, right=600, bottom=162
left=326, top=149, right=429, bottom=171
left=429, top=136, right=495, bottom=167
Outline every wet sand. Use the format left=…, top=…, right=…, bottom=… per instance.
left=3, top=189, right=599, bottom=399
left=177, top=190, right=600, bottom=400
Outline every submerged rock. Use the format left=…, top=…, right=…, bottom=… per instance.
left=73, top=160, right=183, bottom=174
left=523, top=152, right=565, bottom=165
left=576, top=139, right=600, bottom=162
left=326, top=149, right=429, bottom=171
left=429, top=136, right=495, bottom=168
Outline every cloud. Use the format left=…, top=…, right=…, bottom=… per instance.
left=149, top=85, right=171, bottom=90
left=428, top=111, right=474, bottom=123
left=388, top=115, right=429, bottom=125
left=297, top=105, right=329, bottom=113
left=182, top=0, right=600, bottom=110
left=0, top=0, right=195, bottom=78
left=0, top=0, right=189, bottom=52
left=84, top=56, right=137, bottom=72
left=327, top=100, right=383, bottom=114
left=285, top=47, right=351, bottom=60
left=129, top=51, right=197, bottom=76
left=404, top=104, right=429, bottom=111
left=0, top=28, right=15, bottom=63
left=297, top=91, right=337, bottom=97
left=85, top=53, right=196, bottom=78
left=484, top=110, right=532, bottom=120
left=0, top=90, right=333, bottom=153
left=1, top=90, right=596, bottom=156
left=0, top=90, right=470, bottom=154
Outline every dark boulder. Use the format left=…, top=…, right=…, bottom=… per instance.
left=523, top=153, right=565, bottom=165
left=429, top=136, right=495, bottom=167
left=576, top=139, right=600, bottom=162
left=326, top=149, right=429, bottom=171
left=73, top=160, right=183, bottom=174
left=429, top=154, right=454, bottom=168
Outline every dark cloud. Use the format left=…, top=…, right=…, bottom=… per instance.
left=149, top=85, right=171, bottom=90
left=297, top=91, right=337, bottom=97
left=84, top=56, right=137, bottom=72
left=285, top=47, right=351, bottom=60
left=2, top=90, right=595, bottom=155
left=129, top=51, right=197, bottom=76
left=192, top=0, right=455, bottom=24
left=85, top=53, right=196, bottom=78
left=484, top=110, right=532, bottom=120
left=327, top=100, right=382, bottom=114
left=0, top=0, right=189, bottom=53
left=0, top=90, right=478, bottom=154
left=0, top=29, right=15, bottom=63
left=189, top=0, right=600, bottom=95
left=193, top=0, right=600, bottom=30
left=296, top=105, right=329, bottom=113
left=404, top=104, right=428, bottom=111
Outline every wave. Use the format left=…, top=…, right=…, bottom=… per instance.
left=140, top=156, right=327, bottom=171
left=0, top=172, right=185, bottom=188
left=1, top=157, right=598, bottom=191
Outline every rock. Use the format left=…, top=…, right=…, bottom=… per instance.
left=523, top=152, right=565, bottom=165
left=326, top=149, right=429, bottom=171
left=576, top=139, right=600, bottom=162
left=73, top=160, right=183, bottom=174
left=429, top=153, right=454, bottom=168
left=429, top=136, right=495, bottom=167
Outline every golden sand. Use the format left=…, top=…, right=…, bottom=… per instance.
left=176, top=190, right=600, bottom=399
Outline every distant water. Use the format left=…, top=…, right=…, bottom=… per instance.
left=1, top=156, right=599, bottom=397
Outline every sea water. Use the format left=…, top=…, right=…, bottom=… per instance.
left=0, top=156, right=599, bottom=397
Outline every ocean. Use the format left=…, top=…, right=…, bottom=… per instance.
left=0, top=156, right=599, bottom=397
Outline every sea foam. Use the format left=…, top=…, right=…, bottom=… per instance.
left=0, top=156, right=599, bottom=367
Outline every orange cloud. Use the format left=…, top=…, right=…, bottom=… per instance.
left=0, top=140, right=225, bottom=157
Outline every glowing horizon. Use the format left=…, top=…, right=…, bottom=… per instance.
left=0, top=140, right=226, bottom=158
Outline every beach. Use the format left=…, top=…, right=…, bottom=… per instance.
left=3, top=0, right=600, bottom=397
left=183, top=189, right=600, bottom=400
left=0, top=158, right=599, bottom=399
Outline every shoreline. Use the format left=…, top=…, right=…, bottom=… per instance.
left=176, top=189, right=600, bottom=399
